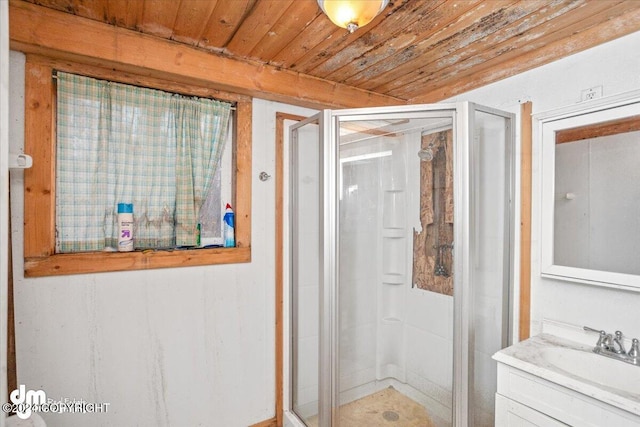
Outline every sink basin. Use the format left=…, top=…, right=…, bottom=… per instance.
left=541, top=347, right=640, bottom=396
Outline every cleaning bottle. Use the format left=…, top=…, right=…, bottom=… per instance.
left=117, top=203, right=134, bottom=252
left=223, top=203, right=235, bottom=248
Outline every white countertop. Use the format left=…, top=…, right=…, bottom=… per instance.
left=493, top=333, right=640, bottom=416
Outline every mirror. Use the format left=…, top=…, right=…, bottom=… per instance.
left=539, top=91, right=640, bottom=291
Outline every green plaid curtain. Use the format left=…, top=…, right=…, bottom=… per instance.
left=56, top=72, right=231, bottom=252
left=174, top=96, right=231, bottom=246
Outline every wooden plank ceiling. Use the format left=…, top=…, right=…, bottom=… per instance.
left=16, top=0, right=640, bottom=104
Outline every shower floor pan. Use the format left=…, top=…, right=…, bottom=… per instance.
left=306, top=387, right=437, bottom=427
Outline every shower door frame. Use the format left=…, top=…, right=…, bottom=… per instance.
left=289, top=102, right=515, bottom=427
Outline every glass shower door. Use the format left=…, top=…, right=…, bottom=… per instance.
left=467, top=105, right=514, bottom=426
left=289, top=103, right=514, bottom=427
left=335, top=111, right=458, bottom=427
left=290, top=115, right=324, bottom=427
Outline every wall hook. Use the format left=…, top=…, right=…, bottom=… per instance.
left=259, top=171, right=271, bottom=181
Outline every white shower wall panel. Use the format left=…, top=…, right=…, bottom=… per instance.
left=404, top=289, right=454, bottom=409
left=405, top=288, right=453, bottom=341
left=338, top=150, right=384, bottom=395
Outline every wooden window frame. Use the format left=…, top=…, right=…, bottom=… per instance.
left=555, top=114, right=640, bottom=144
left=23, top=55, right=252, bottom=277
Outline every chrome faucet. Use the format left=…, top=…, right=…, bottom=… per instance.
left=613, top=331, right=626, bottom=354
left=629, top=338, right=640, bottom=359
left=584, top=326, right=640, bottom=366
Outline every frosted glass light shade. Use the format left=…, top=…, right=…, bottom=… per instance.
left=318, top=0, right=390, bottom=33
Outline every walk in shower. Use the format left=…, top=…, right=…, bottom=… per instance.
left=288, top=103, right=514, bottom=427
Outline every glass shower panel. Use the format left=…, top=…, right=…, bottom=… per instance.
left=291, top=119, right=322, bottom=426
left=287, top=104, right=514, bottom=427
left=336, top=115, right=455, bottom=427
left=468, top=107, right=512, bottom=426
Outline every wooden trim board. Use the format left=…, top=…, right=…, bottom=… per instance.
left=555, top=114, right=640, bottom=144
left=275, top=113, right=306, bottom=425
left=275, top=112, right=307, bottom=426
left=519, top=101, right=533, bottom=341
left=9, top=0, right=402, bottom=110
left=249, top=417, right=277, bottom=427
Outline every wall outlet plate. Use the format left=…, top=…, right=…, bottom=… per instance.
left=581, top=85, right=603, bottom=101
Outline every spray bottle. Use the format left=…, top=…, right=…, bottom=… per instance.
left=223, top=203, right=235, bottom=248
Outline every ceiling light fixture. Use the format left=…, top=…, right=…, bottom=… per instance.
left=317, top=0, right=390, bottom=33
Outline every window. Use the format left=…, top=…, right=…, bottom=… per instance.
left=55, top=72, right=232, bottom=252
left=23, top=57, right=252, bottom=276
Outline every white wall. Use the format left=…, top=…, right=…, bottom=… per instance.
left=447, top=30, right=640, bottom=340
left=9, top=49, right=316, bottom=427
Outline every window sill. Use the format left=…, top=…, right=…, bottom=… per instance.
left=24, top=246, right=251, bottom=277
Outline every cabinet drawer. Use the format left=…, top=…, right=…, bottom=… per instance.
left=495, top=393, right=567, bottom=426
left=497, top=363, right=640, bottom=427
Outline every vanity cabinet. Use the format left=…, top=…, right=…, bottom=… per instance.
left=495, top=362, right=640, bottom=426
